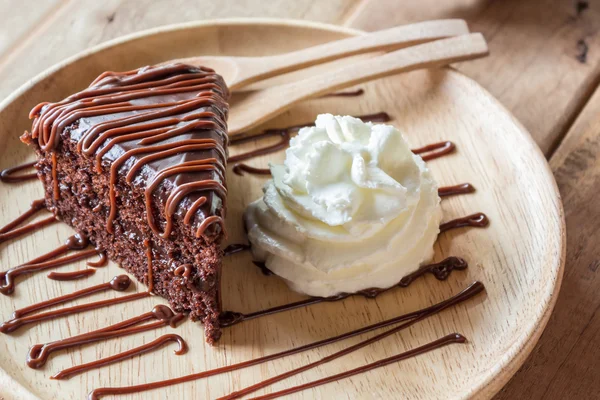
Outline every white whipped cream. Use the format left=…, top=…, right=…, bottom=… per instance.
left=244, top=114, right=442, bottom=297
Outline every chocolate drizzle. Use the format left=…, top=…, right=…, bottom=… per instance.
left=0, top=66, right=493, bottom=397
left=26, top=304, right=184, bottom=369
left=52, top=333, right=187, bottom=380
left=87, top=282, right=483, bottom=400
left=413, top=141, right=455, bottom=161
left=229, top=140, right=456, bottom=175
left=250, top=334, right=467, bottom=400
left=220, top=257, right=468, bottom=328
left=0, top=199, right=56, bottom=244
left=0, top=161, right=37, bottom=183
left=439, top=183, right=475, bottom=197
left=144, top=239, right=154, bottom=292
left=47, top=268, right=96, bottom=281
left=86, top=250, right=108, bottom=267
left=440, top=213, right=489, bottom=233
left=223, top=243, right=251, bottom=257
left=322, top=89, right=364, bottom=97
left=26, top=63, right=229, bottom=238
left=232, top=163, right=270, bottom=176
left=0, top=275, right=138, bottom=333
left=0, top=233, right=93, bottom=295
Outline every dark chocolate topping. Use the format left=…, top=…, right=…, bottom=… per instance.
left=25, top=63, right=229, bottom=239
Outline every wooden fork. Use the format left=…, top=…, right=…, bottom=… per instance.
left=226, top=33, right=488, bottom=136
left=175, top=19, right=470, bottom=91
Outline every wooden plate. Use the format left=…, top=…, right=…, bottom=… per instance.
left=0, top=19, right=565, bottom=400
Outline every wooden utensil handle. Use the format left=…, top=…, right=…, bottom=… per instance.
left=278, top=33, right=488, bottom=106
left=231, top=19, right=469, bottom=89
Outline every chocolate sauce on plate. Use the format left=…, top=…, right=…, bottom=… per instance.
left=87, top=282, right=483, bottom=400
left=0, top=199, right=56, bottom=244
left=439, top=183, right=475, bottom=197
left=0, top=234, right=102, bottom=295
left=0, top=276, right=146, bottom=333
left=52, top=333, right=187, bottom=380
left=250, top=333, right=466, bottom=400
left=27, top=304, right=183, bottom=369
left=0, top=161, right=37, bottom=183
left=47, top=268, right=96, bottom=281
left=220, top=257, right=468, bottom=328
left=440, top=213, right=489, bottom=233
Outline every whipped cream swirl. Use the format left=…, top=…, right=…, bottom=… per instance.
left=244, top=114, right=442, bottom=297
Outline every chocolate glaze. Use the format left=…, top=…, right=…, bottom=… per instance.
left=88, top=282, right=483, bottom=400
left=0, top=199, right=56, bottom=244
left=223, top=243, right=251, bottom=257
left=0, top=275, right=137, bottom=333
left=0, top=161, right=37, bottom=183
left=0, top=233, right=92, bottom=295
left=52, top=333, right=187, bottom=380
left=439, top=183, right=475, bottom=197
left=440, top=213, right=489, bottom=233
left=220, top=257, right=467, bottom=328
left=413, top=141, right=455, bottom=161
left=24, top=63, right=229, bottom=239
left=47, top=269, right=96, bottom=281
left=27, top=304, right=183, bottom=369
left=251, top=333, right=467, bottom=400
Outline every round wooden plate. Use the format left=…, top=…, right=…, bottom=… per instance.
left=0, top=19, right=565, bottom=400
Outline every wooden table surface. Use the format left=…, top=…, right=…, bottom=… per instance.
left=0, top=0, right=597, bottom=398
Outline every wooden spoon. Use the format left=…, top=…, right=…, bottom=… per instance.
left=227, top=33, right=488, bottom=136
left=176, top=19, right=469, bottom=91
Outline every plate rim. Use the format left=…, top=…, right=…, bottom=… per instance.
left=0, top=17, right=566, bottom=400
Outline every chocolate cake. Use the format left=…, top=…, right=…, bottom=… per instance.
left=20, top=63, right=229, bottom=344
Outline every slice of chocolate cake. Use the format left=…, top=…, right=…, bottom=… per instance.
left=20, top=63, right=229, bottom=344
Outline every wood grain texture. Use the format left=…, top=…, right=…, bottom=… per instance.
left=0, top=21, right=563, bottom=400
left=0, top=0, right=358, bottom=100
left=177, top=19, right=471, bottom=90
left=348, top=0, right=600, bottom=156
left=495, top=78, right=600, bottom=400
left=0, top=0, right=61, bottom=57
